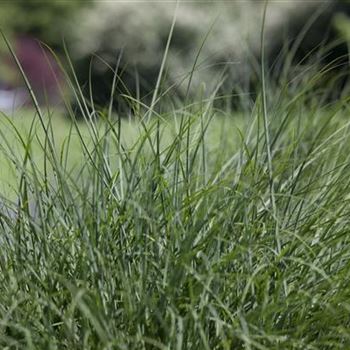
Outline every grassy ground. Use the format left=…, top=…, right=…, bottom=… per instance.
left=0, top=108, right=241, bottom=199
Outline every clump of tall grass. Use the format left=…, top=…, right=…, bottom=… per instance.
left=1, top=21, right=350, bottom=350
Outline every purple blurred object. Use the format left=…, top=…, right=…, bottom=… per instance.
left=0, top=36, right=64, bottom=112
left=16, top=36, right=63, bottom=103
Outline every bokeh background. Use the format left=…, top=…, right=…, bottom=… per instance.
left=0, top=0, right=350, bottom=113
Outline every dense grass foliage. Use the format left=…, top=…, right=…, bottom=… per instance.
left=1, top=82, right=350, bottom=349
left=1, top=19, right=350, bottom=347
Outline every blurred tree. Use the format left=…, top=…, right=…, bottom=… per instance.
left=70, top=1, right=350, bottom=109
left=0, top=0, right=86, bottom=49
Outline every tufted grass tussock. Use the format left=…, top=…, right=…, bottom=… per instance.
left=1, top=22, right=350, bottom=350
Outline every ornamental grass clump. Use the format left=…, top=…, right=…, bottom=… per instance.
left=1, top=10, right=350, bottom=350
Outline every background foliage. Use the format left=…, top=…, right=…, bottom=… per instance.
left=0, top=0, right=85, bottom=49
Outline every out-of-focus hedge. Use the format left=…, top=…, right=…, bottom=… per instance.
left=0, top=1, right=85, bottom=49
left=70, top=1, right=349, bottom=105
left=70, top=2, right=316, bottom=102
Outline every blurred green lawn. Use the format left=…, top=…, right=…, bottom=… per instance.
left=0, top=108, right=242, bottom=200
